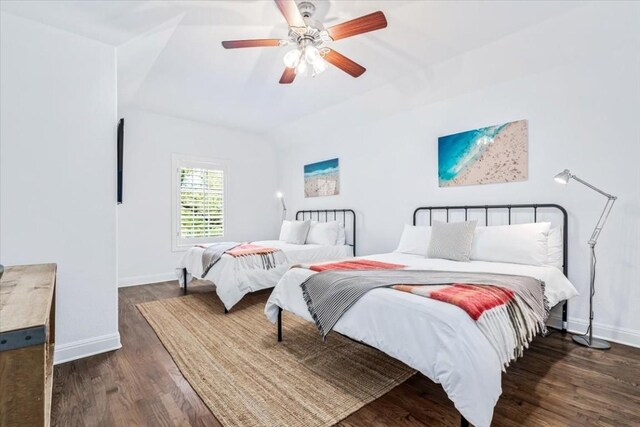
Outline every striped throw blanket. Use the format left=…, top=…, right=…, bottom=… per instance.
left=227, top=244, right=287, bottom=270
left=199, top=243, right=285, bottom=278
left=300, top=266, right=549, bottom=368
left=300, top=259, right=406, bottom=272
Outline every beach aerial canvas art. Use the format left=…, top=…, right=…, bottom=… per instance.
left=304, top=158, right=340, bottom=198
left=438, top=120, right=528, bottom=187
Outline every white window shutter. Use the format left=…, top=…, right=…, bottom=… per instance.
left=178, top=166, right=225, bottom=240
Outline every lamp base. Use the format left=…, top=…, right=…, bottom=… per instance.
left=572, top=334, right=611, bottom=349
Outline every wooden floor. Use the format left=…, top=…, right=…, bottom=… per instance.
left=52, top=281, right=640, bottom=427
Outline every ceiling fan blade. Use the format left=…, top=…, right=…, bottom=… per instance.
left=279, top=67, right=296, bottom=84
left=322, top=49, right=366, bottom=78
left=221, top=39, right=282, bottom=49
left=274, top=0, right=306, bottom=28
left=326, top=11, right=387, bottom=41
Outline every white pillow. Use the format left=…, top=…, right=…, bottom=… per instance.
left=427, top=220, right=477, bottom=262
left=278, top=220, right=291, bottom=241
left=395, top=224, right=431, bottom=256
left=306, top=221, right=340, bottom=246
left=546, top=227, right=563, bottom=270
left=337, top=223, right=347, bottom=245
left=470, top=222, right=551, bottom=266
left=286, top=220, right=311, bottom=245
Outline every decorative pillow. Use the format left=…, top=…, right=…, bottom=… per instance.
left=427, top=220, right=477, bottom=262
left=546, top=226, right=563, bottom=270
left=306, top=221, right=340, bottom=246
left=286, top=220, right=311, bottom=245
left=395, top=224, right=431, bottom=256
left=278, top=220, right=291, bottom=241
left=337, top=223, right=347, bottom=245
left=470, top=222, right=551, bottom=266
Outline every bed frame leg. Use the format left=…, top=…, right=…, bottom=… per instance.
left=277, top=307, right=282, bottom=342
left=461, top=415, right=470, bottom=427
left=562, top=300, right=568, bottom=334
left=182, top=268, right=188, bottom=295
left=224, top=307, right=228, bottom=314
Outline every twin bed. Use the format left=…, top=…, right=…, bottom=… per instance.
left=178, top=209, right=356, bottom=310
left=178, top=203, right=578, bottom=427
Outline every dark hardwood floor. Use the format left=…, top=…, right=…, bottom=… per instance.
left=52, top=281, right=640, bottom=426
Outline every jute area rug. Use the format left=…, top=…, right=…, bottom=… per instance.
left=137, top=291, right=416, bottom=427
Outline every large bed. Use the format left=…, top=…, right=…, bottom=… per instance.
left=265, top=204, right=578, bottom=427
left=179, top=209, right=356, bottom=311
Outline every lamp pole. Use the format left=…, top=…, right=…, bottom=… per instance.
left=554, top=169, right=616, bottom=349
left=276, top=192, right=287, bottom=221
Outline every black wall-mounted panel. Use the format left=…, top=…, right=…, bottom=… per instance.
left=117, top=118, right=124, bottom=204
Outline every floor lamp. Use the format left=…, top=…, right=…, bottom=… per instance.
left=554, top=169, right=617, bottom=349
left=276, top=191, right=287, bottom=221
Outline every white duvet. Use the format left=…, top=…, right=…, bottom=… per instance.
left=178, top=240, right=352, bottom=310
left=264, top=252, right=578, bottom=427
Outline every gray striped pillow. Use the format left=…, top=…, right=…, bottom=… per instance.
left=427, top=220, right=478, bottom=262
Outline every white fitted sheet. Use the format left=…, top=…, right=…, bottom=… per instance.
left=265, top=252, right=578, bottom=427
left=178, top=240, right=352, bottom=310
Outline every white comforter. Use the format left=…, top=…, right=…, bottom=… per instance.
left=264, top=252, right=578, bottom=427
left=179, top=240, right=352, bottom=310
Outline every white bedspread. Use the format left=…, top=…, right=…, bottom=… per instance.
left=179, top=240, right=352, bottom=310
left=264, top=252, right=578, bottom=427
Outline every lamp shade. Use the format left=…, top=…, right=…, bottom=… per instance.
left=283, top=49, right=301, bottom=68
left=554, top=169, right=572, bottom=184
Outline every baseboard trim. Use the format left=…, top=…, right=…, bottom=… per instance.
left=548, top=315, right=640, bottom=348
left=54, top=332, right=122, bottom=365
left=118, top=271, right=178, bottom=288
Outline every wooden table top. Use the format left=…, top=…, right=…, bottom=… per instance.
left=0, top=264, right=56, bottom=333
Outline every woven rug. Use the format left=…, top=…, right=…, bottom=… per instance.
left=137, top=292, right=416, bottom=427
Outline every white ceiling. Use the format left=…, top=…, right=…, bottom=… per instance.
left=1, top=1, right=582, bottom=134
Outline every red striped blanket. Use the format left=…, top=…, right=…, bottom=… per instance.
left=393, top=283, right=515, bottom=321
left=307, top=259, right=406, bottom=272
left=199, top=242, right=286, bottom=277
left=226, top=244, right=280, bottom=257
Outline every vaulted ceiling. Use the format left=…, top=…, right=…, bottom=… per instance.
left=1, top=1, right=582, bottom=134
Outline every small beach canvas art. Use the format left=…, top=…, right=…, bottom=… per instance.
left=304, top=158, right=340, bottom=197
left=438, top=120, right=528, bottom=187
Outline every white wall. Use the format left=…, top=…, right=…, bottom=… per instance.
left=0, top=13, right=120, bottom=363
left=117, top=109, right=280, bottom=286
left=275, top=4, right=640, bottom=346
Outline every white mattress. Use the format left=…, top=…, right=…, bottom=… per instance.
left=265, top=252, right=578, bottom=427
left=179, top=240, right=352, bottom=310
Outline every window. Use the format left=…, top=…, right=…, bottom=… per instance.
left=173, top=155, right=226, bottom=250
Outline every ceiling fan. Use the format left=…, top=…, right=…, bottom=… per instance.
left=221, top=0, right=388, bottom=84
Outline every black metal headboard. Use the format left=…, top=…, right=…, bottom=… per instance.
left=296, top=209, right=356, bottom=256
left=412, top=204, right=568, bottom=276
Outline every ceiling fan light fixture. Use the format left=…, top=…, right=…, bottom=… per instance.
left=295, top=58, right=308, bottom=75
left=285, top=45, right=327, bottom=77
left=311, top=56, right=328, bottom=76
left=305, top=45, right=327, bottom=76
left=304, top=45, right=320, bottom=63
left=283, top=48, right=302, bottom=68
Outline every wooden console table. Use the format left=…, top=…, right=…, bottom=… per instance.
left=0, top=264, right=56, bottom=427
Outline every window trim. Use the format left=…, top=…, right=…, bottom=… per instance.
left=172, top=154, right=228, bottom=252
